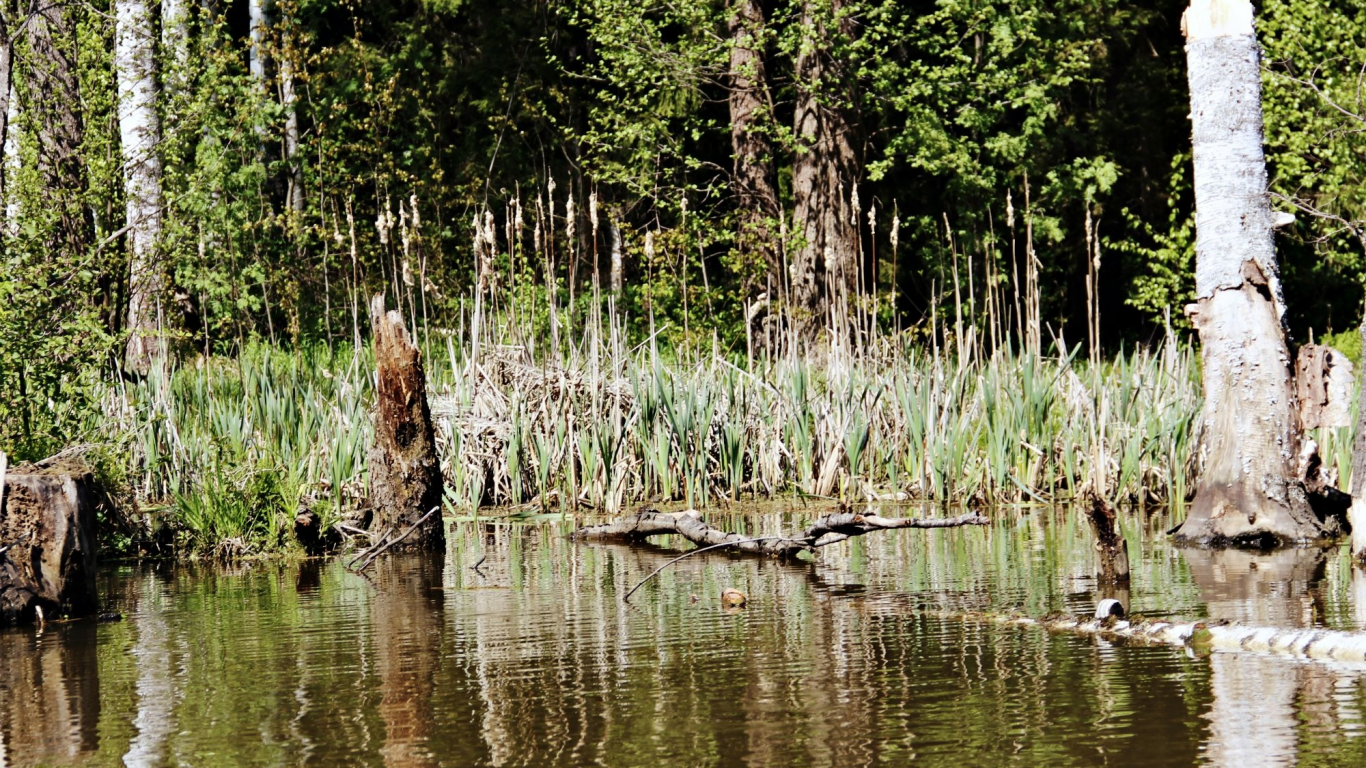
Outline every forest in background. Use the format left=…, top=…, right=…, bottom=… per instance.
left=2, top=0, right=1365, bottom=519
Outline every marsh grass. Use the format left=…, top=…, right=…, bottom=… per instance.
left=75, top=313, right=1208, bottom=557
left=70, top=180, right=1220, bottom=555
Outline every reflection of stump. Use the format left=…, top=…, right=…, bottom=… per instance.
left=0, top=459, right=99, bottom=624
left=0, top=621, right=101, bottom=761
left=373, top=554, right=443, bottom=767
left=368, top=294, right=445, bottom=552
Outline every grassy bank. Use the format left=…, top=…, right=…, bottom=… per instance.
left=47, top=316, right=1302, bottom=557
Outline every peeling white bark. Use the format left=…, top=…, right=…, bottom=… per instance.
left=249, top=0, right=268, bottom=87
left=1175, top=0, right=1321, bottom=545
left=3, top=80, right=17, bottom=235
left=117, top=0, right=166, bottom=375
left=161, top=0, right=191, bottom=107
left=281, top=52, right=303, bottom=216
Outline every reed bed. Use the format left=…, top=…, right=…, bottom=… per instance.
left=74, top=317, right=1215, bottom=556
left=434, top=325, right=1205, bottom=516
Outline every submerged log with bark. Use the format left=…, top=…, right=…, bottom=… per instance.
left=925, top=607, right=1366, bottom=665
left=0, top=457, right=99, bottom=624
left=367, top=293, right=445, bottom=553
left=1174, top=0, right=1328, bottom=547
left=573, top=507, right=989, bottom=559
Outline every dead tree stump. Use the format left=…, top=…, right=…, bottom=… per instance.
left=0, top=457, right=99, bottom=624
left=1295, top=344, right=1354, bottom=431
left=1083, top=492, right=1130, bottom=586
left=367, top=294, right=445, bottom=553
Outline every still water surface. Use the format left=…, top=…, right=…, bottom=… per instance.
left=4, top=509, right=1366, bottom=767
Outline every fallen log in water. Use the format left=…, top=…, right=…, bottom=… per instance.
left=572, top=507, right=989, bottom=559
left=936, top=609, right=1366, bottom=665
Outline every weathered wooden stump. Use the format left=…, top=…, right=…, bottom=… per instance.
left=367, top=294, right=445, bottom=553
left=1083, top=491, right=1130, bottom=586
left=0, top=456, right=99, bottom=624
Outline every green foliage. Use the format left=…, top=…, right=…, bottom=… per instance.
left=1321, top=327, right=1363, bottom=367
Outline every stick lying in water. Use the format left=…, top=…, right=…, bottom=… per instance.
left=933, top=608, right=1366, bottom=665
left=348, top=506, right=440, bottom=573
left=574, top=507, right=989, bottom=560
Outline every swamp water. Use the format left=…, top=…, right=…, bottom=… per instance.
left=4, top=509, right=1366, bottom=767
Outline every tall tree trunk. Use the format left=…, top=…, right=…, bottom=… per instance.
left=248, top=0, right=269, bottom=151
left=789, top=0, right=860, bottom=336
left=161, top=0, right=189, bottom=96
left=280, top=23, right=304, bottom=218
left=0, top=9, right=13, bottom=208
left=727, top=0, right=780, bottom=299
left=27, top=3, right=91, bottom=255
left=249, top=0, right=267, bottom=86
left=1351, top=315, right=1366, bottom=561
left=1173, top=0, right=1325, bottom=546
left=116, top=0, right=167, bottom=375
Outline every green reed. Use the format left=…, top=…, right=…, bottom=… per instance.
left=80, top=308, right=1211, bottom=556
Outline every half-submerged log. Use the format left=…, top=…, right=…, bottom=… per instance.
left=367, top=293, right=445, bottom=553
left=0, top=456, right=99, bottom=624
left=573, top=507, right=989, bottom=559
left=932, top=608, right=1366, bottom=665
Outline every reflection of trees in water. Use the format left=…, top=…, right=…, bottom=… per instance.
left=0, top=620, right=100, bottom=765
left=445, top=522, right=1215, bottom=766
left=123, top=571, right=181, bottom=768
left=1183, top=548, right=1366, bottom=767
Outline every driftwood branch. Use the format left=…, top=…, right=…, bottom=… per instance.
left=348, top=506, right=439, bottom=573
left=573, top=508, right=989, bottom=560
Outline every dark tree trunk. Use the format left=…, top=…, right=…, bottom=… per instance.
left=728, top=0, right=781, bottom=298
left=367, top=293, right=445, bottom=553
left=790, top=0, right=860, bottom=335
left=27, top=2, right=91, bottom=255
left=0, top=459, right=100, bottom=625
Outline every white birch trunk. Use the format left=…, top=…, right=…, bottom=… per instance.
left=0, top=21, right=13, bottom=208
left=117, top=0, right=167, bottom=375
left=1174, top=0, right=1323, bottom=545
left=248, top=0, right=270, bottom=149
left=248, top=0, right=268, bottom=86
left=1351, top=317, right=1366, bottom=561
left=161, top=0, right=190, bottom=104
left=280, top=37, right=304, bottom=217
left=609, top=214, right=623, bottom=293
left=2, top=79, right=17, bottom=235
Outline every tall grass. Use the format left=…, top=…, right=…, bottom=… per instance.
left=68, top=179, right=1218, bottom=555
left=76, top=321, right=1204, bottom=556
left=434, top=322, right=1204, bottom=517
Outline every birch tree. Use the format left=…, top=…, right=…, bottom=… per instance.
left=116, top=0, right=166, bottom=374
left=1172, top=0, right=1326, bottom=545
left=0, top=1, right=16, bottom=207
left=280, top=15, right=304, bottom=217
